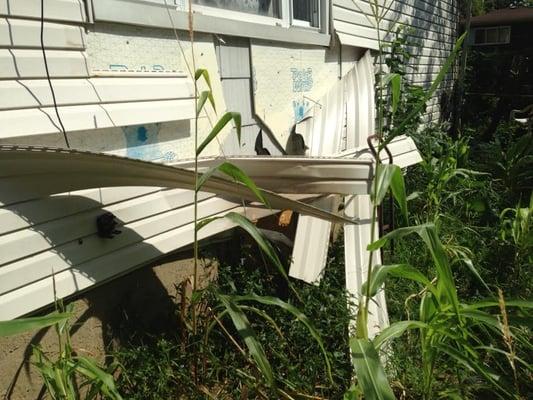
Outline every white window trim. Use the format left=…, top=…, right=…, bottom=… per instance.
left=193, top=4, right=282, bottom=27
left=472, top=26, right=511, bottom=46
left=194, top=0, right=325, bottom=31
left=91, top=0, right=331, bottom=47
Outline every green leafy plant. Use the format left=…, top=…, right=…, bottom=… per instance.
left=1, top=305, right=122, bottom=399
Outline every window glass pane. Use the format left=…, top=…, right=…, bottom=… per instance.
left=499, top=27, right=510, bottom=43
left=474, top=29, right=485, bottom=44
left=193, top=0, right=281, bottom=18
left=292, top=0, right=319, bottom=27
left=486, top=28, right=499, bottom=43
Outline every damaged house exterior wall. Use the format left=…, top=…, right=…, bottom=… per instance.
left=0, top=0, right=458, bottom=325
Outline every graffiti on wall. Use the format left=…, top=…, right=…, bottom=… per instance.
left=291, top=68, right=313, bottom=92
left=109, top=64, right=167, bottom=72
left=292, top=98, right=310, bottom=122
left=123, top=123, right=177, bottom=162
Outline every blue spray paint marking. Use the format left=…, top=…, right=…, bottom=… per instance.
left=109, top=64, right=167, bottom=72
left=291, top=68, right=313, bottom=92
left=123, top=123, right=176, bottom=162
left=292, top=99, right=310, bottom=122
left=109, top=64, right=128, bottom=71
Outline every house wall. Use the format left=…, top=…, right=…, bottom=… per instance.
left=0, top=0, right=458, bottom=319
left=333, top=0, right=459, bottom=122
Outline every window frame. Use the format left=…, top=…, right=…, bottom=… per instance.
left=90, top=0, right=330, bottom=47
left=472, top=26, right=511, bottom=46
left=192, top=0, right=328, bottom=32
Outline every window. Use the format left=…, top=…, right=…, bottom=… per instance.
left=193, top=0, right=281, bottom=19
left=473, top=26, right=511, bottom=45
left=193, top=0, right=326, bottom=30
left=292, top=0, right=320, bottom=28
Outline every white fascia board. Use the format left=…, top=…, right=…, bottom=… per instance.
left=93, top=0, right=330, bottom=47
left=176, top=156, right=373, bottom=196
left=0, top=146, right=355, bottom=225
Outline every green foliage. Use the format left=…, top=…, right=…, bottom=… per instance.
left=115, top=240, right=355, bottom=399
left=31, top=305, right=122, bottom=400
left=350, top=339, right=395, bottom=400
left=217, top=294, right=275, bottom=387
left=196, top=111, right=241, bottom=156
left=0, top=311, right=72, bottom=337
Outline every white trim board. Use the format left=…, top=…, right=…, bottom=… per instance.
left=92, top=0, right=331, bottom=47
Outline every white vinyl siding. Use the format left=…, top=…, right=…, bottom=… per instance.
left=333, top=0, right=459, bottom=122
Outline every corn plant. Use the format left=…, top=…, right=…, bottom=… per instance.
left=0, top=304, right=122, bottom=399
left=345, top=1, right=533, bottom=399
left=183, top=3, right=333, bottom=396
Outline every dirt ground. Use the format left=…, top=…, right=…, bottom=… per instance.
left=0, top=253, right=216, bottom=399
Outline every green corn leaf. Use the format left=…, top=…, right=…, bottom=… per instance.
left=73, top=356, right=123, bottom=400
left=196, top=216, right=223, bottom=232
left=434, top=343, right=511, bottom=398
left=419, top=292, right=438, bottom=323
left=233, top=294, right=333, bottom=384
left=367, top=224, right=459, bottom=314
left=464, top=299, right=533, bottom=310
left=383, top=73, right=401, bottom=114
left=361, top=264, right=433, bottom=298
left=0, top=311, right=72, bottom=337
left=475, top=346, right=533, bottom=372
left=367, top=224, right=433, bottom=252
left=195, top=158, right=274, bottom=210
left=356, top=304, right=368, bottom=340
left=197, top=90, right=215, bottom=115
left=235, top=305, right=284, bottom=339
left=386, top=31, right=467, bottom=145
left=215, top=162, right=268, bottom=206
left=373, top=320, right=428, bottom=349
left=196, top=112, right=241, bottom=156
left=223, top=212, right=301, bottom=301
left=350, top=338, right=396, bottom=400
left=194, top=68, right=213, bottom=91
left=217, top=294, right=274, bottom=387
left=371, top=164, right=408, bottom=222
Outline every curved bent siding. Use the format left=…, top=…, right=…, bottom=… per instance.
left=333, top=0, right=459, bottom=122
